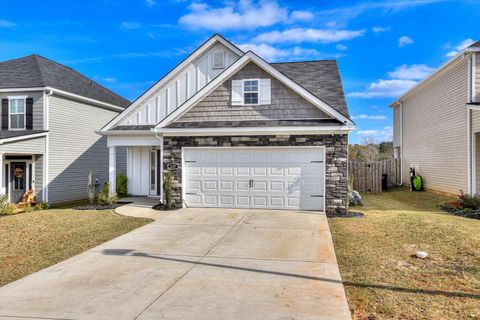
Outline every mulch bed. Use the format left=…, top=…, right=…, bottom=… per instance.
left=152, top=203, right=178, bottom=211
left=73, top=202, right=132, bottom=211
left=441, top=208, right=480, bottom=220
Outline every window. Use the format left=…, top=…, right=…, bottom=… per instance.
left=9, top=98, right=26, bottom=130
left=243, top=80, right=259, bottom=105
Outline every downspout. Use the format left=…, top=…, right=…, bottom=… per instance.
left=154, top=132, right=163, bottom=203
left=394, top=100, right=404, bottom=186
left=464, top=52, right=473, bottom=194
left=44, top=89, right=53, bottom=203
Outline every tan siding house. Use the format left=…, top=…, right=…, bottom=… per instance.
left=391, top=39, right=480, bottom=195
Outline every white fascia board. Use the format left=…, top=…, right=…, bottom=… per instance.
left=0, top=132, right=48, bottom=144
left=107, top=135, right=161, bottom=147
left=155, top=51, right=353, bottom=130
left=389, top=50, right=471, bottom=106
left=99, top=34, right=244, bottom=132
left=96, top=129, right=155, bottom=136
left=155, top=125, right=353, bottom=137
left=47, top=87, right=125, bottom=112
left=0, top=87, right=47, bottom=92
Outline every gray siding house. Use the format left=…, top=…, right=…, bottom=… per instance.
left=0, top=55, right=129, bottom=203
left=391, top=39, right=480, bottom=195
left=99, top=34, right=354, bottom=214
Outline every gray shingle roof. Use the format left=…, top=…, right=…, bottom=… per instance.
left=271, top=60, right=350, bottom=118
left=469, top=40, right=480, bottom=48
left=0, top=55, right=130, bottom=108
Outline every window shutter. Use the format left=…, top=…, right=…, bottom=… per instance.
left=26, top=97, right=33, bottom=130
left=231, top=80, right=243, bottom=105
left=259, top=79, right=271, bottom=105
left=1, top=99, right=8, bottom=130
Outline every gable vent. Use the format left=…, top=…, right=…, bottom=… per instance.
left=213, top=51, right=225, bottom=69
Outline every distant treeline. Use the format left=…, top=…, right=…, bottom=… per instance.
left=349, top=139, right=393, bottom=161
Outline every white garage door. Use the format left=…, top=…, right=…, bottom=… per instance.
left=184, top=147, right=325, bottom=211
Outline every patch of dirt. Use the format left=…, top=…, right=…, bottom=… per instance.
left=328, top=211, right=365, bottom=218
left=152, top=203, right=178, bottom=211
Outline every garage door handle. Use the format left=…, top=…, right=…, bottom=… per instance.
left=186, top=192, right=197, bottom=195
left=311, top=161, right=323, bottom=163
left=185, top=161, right=196, bottom=163
left=310, top=195, right=323, bottom=197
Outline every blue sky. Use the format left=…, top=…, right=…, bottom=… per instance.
left=1, top=0, right=479, bottom=143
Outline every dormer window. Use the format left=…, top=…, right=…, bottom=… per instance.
left=243, top=80, right=259, bottom=105
left=9, top=97, right=26, bottom=130
left=213, top=51, right=225, bottom=69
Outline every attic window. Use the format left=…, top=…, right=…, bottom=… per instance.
left=213, top=51, right=225, bottom=69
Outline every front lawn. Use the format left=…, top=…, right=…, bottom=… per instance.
left=0, top=208, right=152, bottom=287
left=330, top=190, right=480, bottom=320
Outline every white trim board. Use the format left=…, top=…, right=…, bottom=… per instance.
left=0, top=132, right=48, bottom=145
left=154, top=51, right=354, bottom=130
left=100, top=34, right=244, bottom=132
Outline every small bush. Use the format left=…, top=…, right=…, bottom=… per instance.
left=97, top=183, right=118, bottom=206
left=440, top=191, right=480, bottom=220
left=0, top=195, right=16, bottom=215
left=34, top=201, right=50, bottom=211
left=349, top=190, right=363, bottom=206
left=116, top=174, right=128, bottom=197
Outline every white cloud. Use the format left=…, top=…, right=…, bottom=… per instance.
left=0, top=19, right=16, bottom=28
left=372, top=26, right=390, bottom=33
left=398, top=36, right=414, bottom=47
left=237, top=43, right=343, bottom=62
left=356, top=126, right=393, bottom=141
left=336, top=44, right=348, bottom=51
left=254, top=28, right=366, bottom=44
left=349, top=79, right=416, bottom=98
left=351, top=114, right=387, bottom=120
left=290, top=10, right=314, bottom=21
left=120, top=22, right=141, bottom=30
left=145, top=0, right=156, bottom=7
left=445, top=38, right=475, bottom=57
left=387, top=64, right=434, bottom=80
left=179, top=1, right=289, bottom=30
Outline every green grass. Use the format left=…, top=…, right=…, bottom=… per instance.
left=0, top=208, right=152, bottom=287
left=329, top=190, right=480, bottom=320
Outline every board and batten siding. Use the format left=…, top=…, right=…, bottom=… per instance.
left=118, top=43, right=240, bottom=126
left=0, top=136, right=46, bottom=154
left=176, top=62, right=331, bottom=123
left=0, top=91, right=44, bottom=130
left=401, top=58, right=469, bottom=194
left=48, top=95, right=125, bottom=203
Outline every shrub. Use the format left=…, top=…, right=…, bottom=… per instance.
left=116, top=174, right=128, bottom=197
left=349, top=190, right=363, bottom=206
left=440, top=191, right=480, bottom=220
left=97, top=183, right=118, bottom=206
left=0, top=195, right=16, bottom=215
left=34, top=201, right=50, bottom=211
left=163, top=170, right=173, bottom=209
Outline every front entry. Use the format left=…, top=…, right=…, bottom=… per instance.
left=10, top=162, right=27, bottom=203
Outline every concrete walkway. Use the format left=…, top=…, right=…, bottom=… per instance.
left=116, top=197, right=169, bottom=220
left=0, top=207, right=351, bottom=320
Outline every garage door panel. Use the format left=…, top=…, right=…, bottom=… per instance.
left=184, top=148, right=324, bottom=211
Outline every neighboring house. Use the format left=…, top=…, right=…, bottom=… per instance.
left=391, top=39, right=480, bottom=195
left=99, top=34, right=354, bottom=214
left=0, top=55, right=129, bottom=203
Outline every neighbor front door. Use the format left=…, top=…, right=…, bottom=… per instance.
left=10, top=162, right=26, bottom=203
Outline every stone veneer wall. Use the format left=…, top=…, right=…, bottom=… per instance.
left=163, top=134, right=348, bottom=214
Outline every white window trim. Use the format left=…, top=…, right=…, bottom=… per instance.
left=242, top=78, right=259, bottom=106
left=8, top=96, right=27, bottom=131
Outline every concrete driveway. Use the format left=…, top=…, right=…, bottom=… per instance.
left=0, top=208, right=351, bottom=320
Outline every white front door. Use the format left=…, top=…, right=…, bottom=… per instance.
left=184, top=147, right=325, bottom=211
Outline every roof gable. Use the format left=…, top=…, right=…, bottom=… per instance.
left=101, top=34, right=244, bottom=131
left=0, top=55, right=130, bottom=107
left=154, top=51, right=354, bottom=131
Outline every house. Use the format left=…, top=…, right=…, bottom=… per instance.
left=0, top=55, right=129, bottom=203
left=98, top=34, right=354, bottom=214
left=391, top=39, right=480, bottom=195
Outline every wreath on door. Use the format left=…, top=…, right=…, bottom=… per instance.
left=14, top=167, right=24, bottom=178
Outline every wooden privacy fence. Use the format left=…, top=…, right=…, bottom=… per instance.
left=349, top=159, right=401, bottom=193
